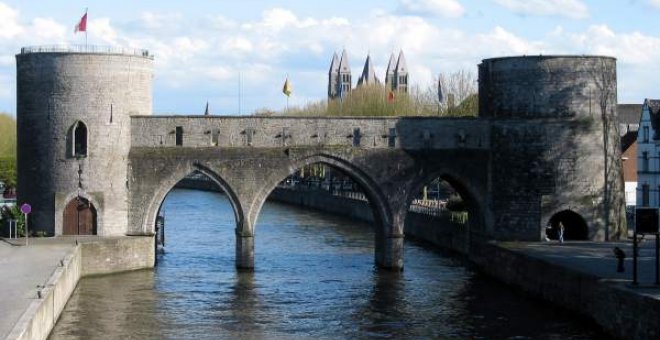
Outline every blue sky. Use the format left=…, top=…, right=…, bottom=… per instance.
left=1, top=0, right=660, bottom=115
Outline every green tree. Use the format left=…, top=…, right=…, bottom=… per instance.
left=0, top=113, right=17, bottom=189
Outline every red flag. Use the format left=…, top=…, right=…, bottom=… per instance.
left=74, top=11, right=87, bottom=33
left=387, top=90, right=395, bottom=103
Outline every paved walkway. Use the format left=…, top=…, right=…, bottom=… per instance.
left=501, top=239, right=660, bottom=293
left=0, top=238, right=75, bottom=340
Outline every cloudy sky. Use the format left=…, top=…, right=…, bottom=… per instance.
left=1, top=0, right=660, bottom=116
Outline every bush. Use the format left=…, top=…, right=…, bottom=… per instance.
left=0, top=205, right=25, bottom=237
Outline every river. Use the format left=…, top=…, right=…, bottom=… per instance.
left=49, top=189, right=605, bottom=339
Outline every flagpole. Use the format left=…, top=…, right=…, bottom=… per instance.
left=238, top=71, right=242, bottom=115
left=85, top=8, right=88, bottom=48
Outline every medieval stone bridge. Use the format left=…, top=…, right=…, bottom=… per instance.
left=16, top=48, right=626, bottom=270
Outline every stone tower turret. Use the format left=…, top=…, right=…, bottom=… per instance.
left=16, top=46, right=153, bottom=236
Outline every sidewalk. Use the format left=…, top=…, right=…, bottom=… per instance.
left=502, top=240, right=660, bottom=288
left=0, top=238, right=76, bottom=340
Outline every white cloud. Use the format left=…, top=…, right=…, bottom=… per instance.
left=650, top=0, right=660, bottom=8
left=0, top=2, right=22, bottom=39
left=399, top=0, right=465, bottom=18
left=493, top=0, right=589, bottom=19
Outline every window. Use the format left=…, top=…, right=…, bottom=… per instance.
left=643, top=184, right=650, bottom=206
left=643, top=152, right=649, bottom=172
left=644, top=126, right=649, bottom=142
left=388, top=128, right=396, bottom=148
left=175, top=126, right=183, bottom=146
left=72, top=121, right=88, bottom=157
left=353, top=128, right=361, bottom=147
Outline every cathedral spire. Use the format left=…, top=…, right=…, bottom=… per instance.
left=385, top=53, right=397, bottom=90
left=358, top=54, right=379, bottom=86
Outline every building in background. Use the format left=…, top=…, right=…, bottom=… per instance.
left=636, top=100, right=660, bottom=209
left=328, top=50, right=408, bottom=100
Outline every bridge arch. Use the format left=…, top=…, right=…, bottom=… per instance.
left=405, top=166, right=489, bottom=240
left=245, top=153, right=392, bottom=237
left=142, top=163, right=244, bottom=236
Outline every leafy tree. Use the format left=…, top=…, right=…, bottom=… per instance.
left=0, top=113, right=16, bottom=189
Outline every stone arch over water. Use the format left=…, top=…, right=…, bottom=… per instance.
left=244, top=153, right=392, bottom=238
left=140, top=163, right=243, bottom=236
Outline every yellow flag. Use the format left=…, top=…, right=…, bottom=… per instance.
left=282, top=77, right=292, bottom=97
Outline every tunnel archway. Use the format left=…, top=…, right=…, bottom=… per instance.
left=547, top=210, right=589, bottom=241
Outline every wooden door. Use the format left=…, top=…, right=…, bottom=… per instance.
left=63, top=197, right=97, bottom=235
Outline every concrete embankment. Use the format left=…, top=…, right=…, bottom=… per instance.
left=269, top=187, right=660, bottom=339
left=3, top=236, right=154, bottom=340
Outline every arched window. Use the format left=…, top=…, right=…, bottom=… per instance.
left=72, top=121, right=88, bottom=157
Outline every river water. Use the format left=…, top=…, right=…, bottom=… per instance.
left=50, top=189, right=605, bottom=339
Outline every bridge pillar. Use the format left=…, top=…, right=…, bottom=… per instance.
left=235, top=230, right=254, bottom=270
left=375, top=234, right=404, bottom=271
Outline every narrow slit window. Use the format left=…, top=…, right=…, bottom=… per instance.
left=175, top=126, right=183, bottom=146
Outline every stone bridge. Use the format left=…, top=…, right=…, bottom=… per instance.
left=128, top=117, right=490, bottom=269
left=16, top=49, right=626, bottom=271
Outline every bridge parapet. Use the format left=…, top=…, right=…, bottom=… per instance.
left=130, top=116, right=490, bottom=150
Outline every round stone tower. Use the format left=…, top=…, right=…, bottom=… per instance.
left=479, top=55, right=625, bottom=241
left=16, top=46, right=153, bottom=236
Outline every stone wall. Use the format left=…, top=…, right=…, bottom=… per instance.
left=130, top=116, right=490, bottom=150
left=470, top=243, right=660, bottom=340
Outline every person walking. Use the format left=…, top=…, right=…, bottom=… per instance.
left=558, top=222, right=565, bottom=244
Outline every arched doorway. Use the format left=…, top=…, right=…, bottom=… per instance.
left=63, top=196, right=97, bottom=235
left=547, top=210, right=588, bottom=241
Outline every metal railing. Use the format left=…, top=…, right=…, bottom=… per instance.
left=20, top=45, right=152, bottom=58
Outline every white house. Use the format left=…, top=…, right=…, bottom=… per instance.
left=636, top=99, right=660, bottom=207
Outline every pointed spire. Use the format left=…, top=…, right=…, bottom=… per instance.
left=204, top=101, right=210, bottom=115
left=386, top=53, right=396, bottom=75
left=395, top=50, right=407, bottom=74
left=358, top=54, right=379, bottom=86
left=385, top=53, right=397, bottom=89
left=339, top=49, right=350, bottom=72
left=329, top=52, right=339, bottom=74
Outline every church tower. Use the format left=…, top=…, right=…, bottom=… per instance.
left=393, top=51, right=408, bottom=93
left=357, top=54, right=379, bottom=86
left=337, top=49, right=352, bottom=98
left=328, top=52, right=340, bottom=98
left=328, top=49, right=352, bottom=99
left=385, top=53, right=396, bottom=90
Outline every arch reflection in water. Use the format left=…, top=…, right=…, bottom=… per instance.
left=50, top=189, right=604, bottom=339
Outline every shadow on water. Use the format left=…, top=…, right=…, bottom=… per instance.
left=50, top=189, right=609, bottom=339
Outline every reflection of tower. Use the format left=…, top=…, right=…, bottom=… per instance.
left=16, top=48, right=153, bottom=236
left=328, top=49, right=352, bottom=99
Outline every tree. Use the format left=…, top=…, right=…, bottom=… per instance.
left=0, top=113, right=16, bottom=189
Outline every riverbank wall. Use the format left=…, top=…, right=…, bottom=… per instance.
left=6, top=236, right=154, bottom=340
left=268, top=187, right=659, bottom=339
left=268, top=187, right=469, bottom=253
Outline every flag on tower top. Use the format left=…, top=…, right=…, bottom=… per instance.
left=74, top=10, right=87, bottom=33
left=282, top=77, right=292, bottom=97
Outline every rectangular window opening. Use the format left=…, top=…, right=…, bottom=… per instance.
left=175, top=126, right=183, bottom=146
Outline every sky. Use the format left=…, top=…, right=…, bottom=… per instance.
left=1, top=0, right=660, bottom=116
